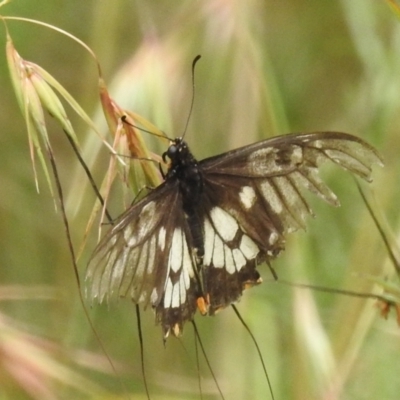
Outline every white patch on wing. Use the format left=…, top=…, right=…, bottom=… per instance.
left=109, top=235, right=117, bottom=246
left=273, top=176, right=309, bottom=226
left=210, top=207, right=238, bottom=242
left=290, top=145, right=303, bottom=164
left=204, top=215, right=256, bottom=273
left=109, top=249, right=127, bottom=295
left=171, top=283, right=180, bottom=308
left=140, top=200, right=156, bottom=218
left=123, top=225, right=133, bottom=243
left=239, top=186, right=256, bottom=209
left=249, top=148, right=274, bottom=160
left=151, top=287, right=158, bottom=304
left=164, top=278, right=173, bottom=308
left=158, top=227, right=166, bottom=251
left=121, top=250, right=139, bottom=297
left=272, top=176, right=308, bottom=230
left=248, top=147, right=284, bottom=175
left=314, top=140, right=323, bottom=149
left=213, top=235, right=225, bottom=268
left=240, top=235, right=259, bottom=260
left=169, top=228, right=183, bottom=273
left=163, top=227, right=195, bottom=308
left=203, top=218, right=215, bottom=266
left=136, top=240, right=149, bottom=276
left=183, top=266, right=190, bottom=289
left=133, top=201, right=157, bottom=245
left=269, top=231, right=279, bottom=245
left=182, top=234, right=192, bottom=275
left=179, top=273, right=187, bottom=304
left=233, top=248, right=246, bottom=271
left=138, top=291, right=147, bottom=303
left=260, top=181, right=283, bottom=214
left=146, top=235, right=156, bottom=274
left=224, top=248, right=235, bottom=274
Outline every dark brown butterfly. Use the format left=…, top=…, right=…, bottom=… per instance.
left=86, top=131, right=382, bottom=338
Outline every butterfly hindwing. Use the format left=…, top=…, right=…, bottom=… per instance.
left=87, top=178, right=204, bottom=337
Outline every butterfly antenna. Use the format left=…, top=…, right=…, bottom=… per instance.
left=191, top=321, right=226, bottom=400
left=181, top=55, right=202, bottom=140
left=121, top=115, right=172, bottom=142
left=135, top=304, right=151, bottom=400
left=231, top=305, right=275, bottom=400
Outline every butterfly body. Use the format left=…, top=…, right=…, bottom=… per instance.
left=164, top=138, right=205, bottom=264
left=86, top=132, right=381, bottom=338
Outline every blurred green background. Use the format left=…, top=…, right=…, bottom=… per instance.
left=1, top=0, right=400, bottom=399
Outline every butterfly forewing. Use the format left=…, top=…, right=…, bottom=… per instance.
left=87, top=182, right=174, bottom=305
left=201, top=132, right=379, bottom=181
left=201, top=132, right=381, bottom=217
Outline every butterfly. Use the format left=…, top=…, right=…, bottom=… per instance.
left=86, top=131, right=381, bottom=338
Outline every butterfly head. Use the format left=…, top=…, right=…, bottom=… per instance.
left=162, top=138, right=193, bottom=167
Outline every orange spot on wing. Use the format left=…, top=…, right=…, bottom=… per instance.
left=197, top=294, right=210, bottom=315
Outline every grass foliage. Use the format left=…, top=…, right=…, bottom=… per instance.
left=0, top=0, right=399, bottom=399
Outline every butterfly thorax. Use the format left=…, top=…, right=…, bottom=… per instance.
left=163, top=138, right=204, bottom=210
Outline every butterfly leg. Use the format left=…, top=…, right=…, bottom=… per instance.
left=266, top=260, right=278, bottom=281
